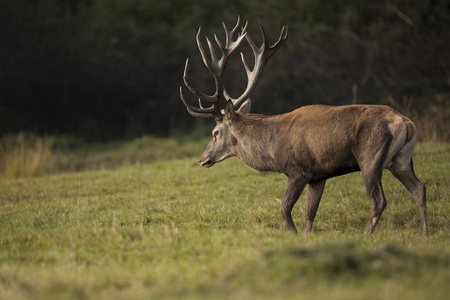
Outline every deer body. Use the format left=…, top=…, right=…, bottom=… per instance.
left=223, top=104, right=408, bottom=178
left=181, top=17, right=428, bottom=235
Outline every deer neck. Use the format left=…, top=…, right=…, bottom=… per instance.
left=231, top=113, right=279, bottom=172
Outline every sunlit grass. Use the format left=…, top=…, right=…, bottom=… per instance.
left=0, top=134, right=54, bottom=179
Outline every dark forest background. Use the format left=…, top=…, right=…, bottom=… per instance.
left=1, top=0, right=449, bottom=142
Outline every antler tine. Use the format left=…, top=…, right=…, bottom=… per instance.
left=196, top=28, right=215, bottom=74
left=229, top=15, right=242, bottom=37
left=258, top=18, right=288, bottom=60
left=180, top=87, right=217, bottom=118
left=205, top=36, right=218, bottom=67
left=183, top=58, right=219, bottom=104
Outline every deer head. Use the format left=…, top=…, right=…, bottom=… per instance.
left=199, top=100, right=241, bottom=167
left=180, top=17, right=288, bottom=167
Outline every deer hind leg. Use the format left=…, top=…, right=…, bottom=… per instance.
left=281, top=176, right=308, bottom=234
left=361, top=167, right=387, bottom=235
left=305, top=179, right=326, bottom=233
left=388, top=143, right=428, bottom=235
left=355, top=128, right=391, bottom=235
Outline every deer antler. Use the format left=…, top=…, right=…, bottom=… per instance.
left=180, top=17, right=287, bottom=118
left=180, top=16, right=248, bottom=118
left=226, top=18, right=288, bottom=108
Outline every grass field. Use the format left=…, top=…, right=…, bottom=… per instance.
left=0, top=140, right=449, bottom=300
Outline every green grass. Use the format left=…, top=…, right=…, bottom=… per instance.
left=0, top=142, right=449, bottom=300
left=50, top=135, right=210, bottom=174
left=0, top=134, right=210, bottom=178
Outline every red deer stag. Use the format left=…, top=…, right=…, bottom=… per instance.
left=180, top=17, right=428, bottom=235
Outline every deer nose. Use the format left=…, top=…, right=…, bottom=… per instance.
left=199, top=156, right=214, bottom=168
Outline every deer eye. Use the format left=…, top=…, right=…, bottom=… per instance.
left=213, top=130, right=219, bottom=140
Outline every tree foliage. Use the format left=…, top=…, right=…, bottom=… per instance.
left=0, top=0, right=449, bottom=140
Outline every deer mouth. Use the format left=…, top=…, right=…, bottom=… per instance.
left=200, top=159, right=215, bottom=168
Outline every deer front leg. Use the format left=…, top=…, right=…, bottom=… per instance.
left=281, top=176, right=308, bottom=234
left=305, top=179, right=326, bottom=233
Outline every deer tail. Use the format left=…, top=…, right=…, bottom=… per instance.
left=403, top=117, right=416, bottom=144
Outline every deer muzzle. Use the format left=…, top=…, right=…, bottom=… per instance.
left=199, top=157, right=214, bottom=168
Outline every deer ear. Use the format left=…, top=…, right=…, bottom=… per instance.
left=237, top=98, right=251, bottom=114
left=224, top=100, right=235, bottom=120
